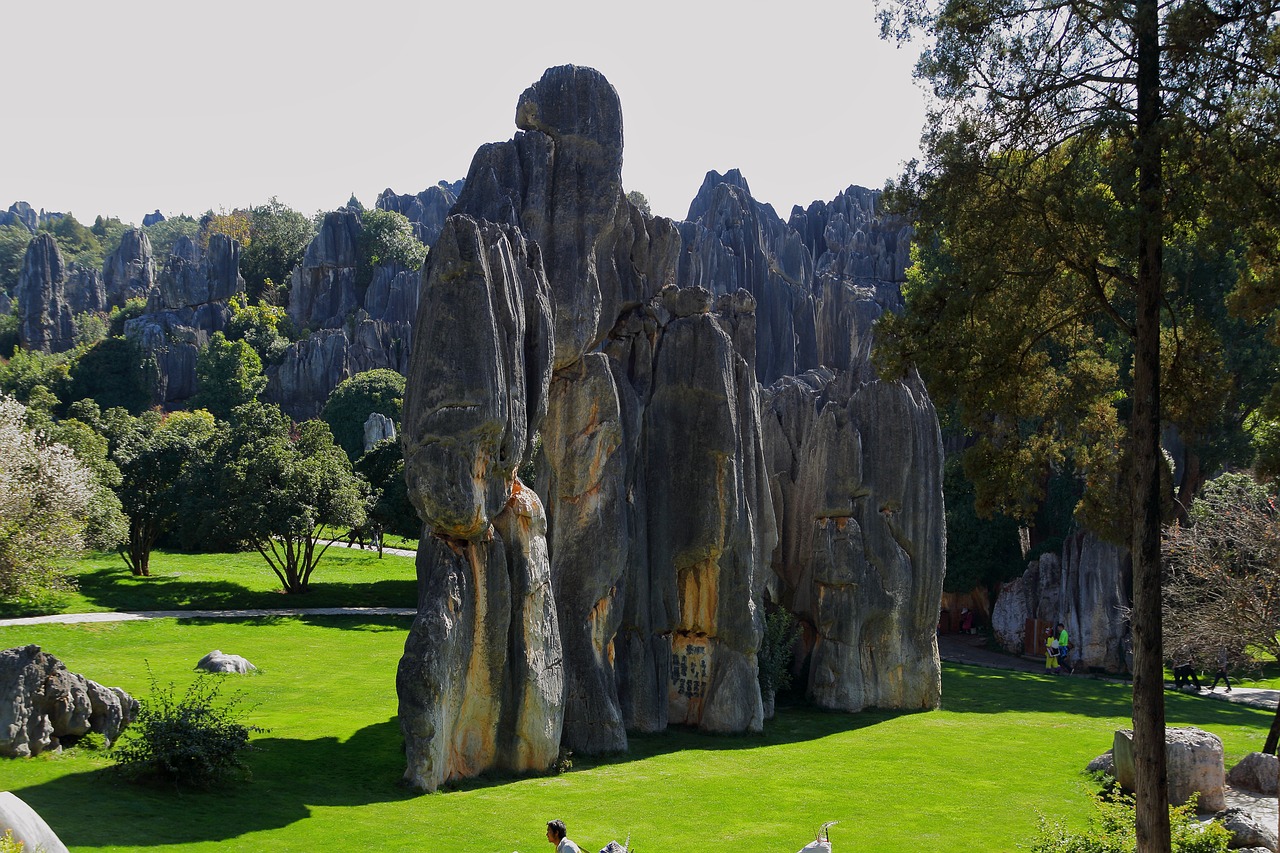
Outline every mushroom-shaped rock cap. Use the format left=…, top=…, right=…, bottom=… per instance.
left=516, top=65, right=623, bottom=152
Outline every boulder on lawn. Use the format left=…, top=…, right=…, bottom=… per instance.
left=1226, top=752, right=1279, bottom=795
left=1214, top=807, right=1277, bottom=852
left=1086, top=750, right=1115, bottom=779
left=1112, top=727, right=1225, bottom=812
left=196, top=650, right=256, bottom=675
left=0, top=791, right=69, bottom=853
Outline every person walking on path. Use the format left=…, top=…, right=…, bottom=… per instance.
left=1056, top=623, right=1073, bottom=674
left=547, top=820, right=581, bottom=853
left=1044, top=628, right=1060, bottom=674
left=1209, top=647, right=1233, bottom=693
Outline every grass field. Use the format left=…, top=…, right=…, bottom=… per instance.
left=0, top=615, right=1274, bottom=853
left=0, top=548, right=418, bottom=618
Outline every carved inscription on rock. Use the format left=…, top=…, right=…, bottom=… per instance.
left=668, top=633, right=711, bottom=723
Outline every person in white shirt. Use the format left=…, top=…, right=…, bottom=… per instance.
left=547, top=820, right=582, bottom=853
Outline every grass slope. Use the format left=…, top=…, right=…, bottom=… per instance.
left=0, top=618, right=1272, bottom=853
left=0, top=548, right=418, bottom=618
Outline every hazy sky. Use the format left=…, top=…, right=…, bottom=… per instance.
left=3, top=0, right=928, bottom=224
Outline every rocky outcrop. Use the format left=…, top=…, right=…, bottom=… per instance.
left=16, top=234, right=76, bottom=353
left=0, top=202, right=37, bottom=233
left=1113, top=727, right=1226, bottom=812
left=990, top=530, right=1131, bottom=672
left=266, top=317, right=412, bottom=420
left=196, top=650, right=256, bottom=674
left=0, top=793, right=70, bottom=853
left=762, top=364, right=945, bottom=712
left=397, top=65, right=945, bottom=790
left=1227, top=752, right=1279, bottom=795
left=377, top=181, right=463, bottom=247
left=142, top=209, right=165, bottom=227
left=103, top=229, right=157, bottom=307
left=363, top=412, right=396, bottom=452
left=0, top=645, right=137, bottom=757
left=287, top=208, right=362, bottom=331
left=124, top=234, right=244, bottom=404
left=398, top=216, right=558, bottom=791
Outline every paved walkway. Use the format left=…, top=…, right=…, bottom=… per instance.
left=939, top=633, right=1280, bottom=712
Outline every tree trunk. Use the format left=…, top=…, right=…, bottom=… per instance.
left=1264, top=702, right=1280, bottom=755
left=1133, top=1, right=1171, bottom=850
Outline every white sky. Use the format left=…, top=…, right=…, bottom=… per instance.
left=1, top=0, right=927, bottom=225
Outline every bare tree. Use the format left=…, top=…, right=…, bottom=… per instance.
left=1163, top=472, right=1280, bottom=754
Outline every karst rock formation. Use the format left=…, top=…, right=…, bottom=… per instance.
left=397, top=65, right=946, bottom=791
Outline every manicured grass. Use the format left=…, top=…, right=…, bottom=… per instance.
left=0, top=617, right=1273, bottom=853
left=0, top=548, right=417, bottom=618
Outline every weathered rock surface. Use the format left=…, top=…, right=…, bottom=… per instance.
left=196, top=650, right=256, bottom=674
left=103, top=228, right=156, bottom=307
left=1113, top=727, right=1226, bottom=811
left=0, top=792, right=70, bottom=853
left=398, top=216, right=558, bottom=790
left=16, top=234, right=76, bottom=353
left=288, top=208, right=362, bottom=332
left=1216, top=807, right=1277, bottom=852
left=1228, top=752, right=1279, bottom=795
left=1, top=202, right=37, bottom=232
left=142, top=209, right=165, bottom=227
left=991, top=530, right=1131, bottom=672
left=377, top=181, right=463, bottom=247
left=363, top=412, right=396, bottom=453
left=266, top=318, right=413, bottom=420
left=397, top=65, right=945, bottom=788
left=125, top=233, right=244, bottom=403
left=0, top=645, right=137, bottom=757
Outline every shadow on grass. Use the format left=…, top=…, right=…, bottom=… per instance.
left=12, top=719, right=418, bottom=847
left=942, top=663, right=1272, bottom=729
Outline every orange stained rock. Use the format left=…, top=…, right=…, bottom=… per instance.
left=676, top=558, right=720, bottom=635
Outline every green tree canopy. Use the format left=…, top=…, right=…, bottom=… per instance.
left=197, top=402, right=366, bottom=593
left=240, top=198, right=316, bottom=304
left=0, top=224, right=31, bottom=295
left=225, top=298, right=296, bottom=365
left=143, top=215, right=200, bottom=260
left=193, top=332, right=267, bottom=420
left=357, top=208, right=426, bottom=289
left=355, top=436, right=420, bottom=547
left=67, top=337, right=151, bottom=414
left=321, top=368, right=405, bottom=461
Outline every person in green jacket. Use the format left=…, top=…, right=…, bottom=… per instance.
left=1056, top=623, right=1073, bottom=674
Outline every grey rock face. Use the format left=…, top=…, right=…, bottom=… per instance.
left=142, top=209, right=165, bottom=227
left=1, top=202, right=37, bottom=232
left=990, top=530, right=1130, bottom=672
left=398, top=65, right=945, bottom=787
left=377, top=181, right=463, bottom=247
left=363, top=412, right=396, bottom=453
left=1113, top=727, right=1226, bottom=811
left=103, top=229, right=156, bottom=307
left=0, top=792, right=70, bottom=853
left=1216, top=807, right=1277, bottom=851
left=762, top=364, right=945, bottom=712
left=16, top=234, right=76, bottom=353
left=65, top=266, right=106, bottom=315
left=125, top=233, right=244, bottom=404
left=288, top=208, right=362, bottom=331
left=1227, top=752, right=1279, bottom=795
left=267, top=319, right=413, bottom=421
left=196, top=650, right=256, bottom=674
left=0, top=645, right=137, bottom=757
left=398, top=215, right=558, bottom=790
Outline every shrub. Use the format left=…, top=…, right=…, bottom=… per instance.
left=1031, top=792, right=1231, bottom=853
left=758, top=608, right=799, bottom=697
left=112, top=670, right=265, bottom=789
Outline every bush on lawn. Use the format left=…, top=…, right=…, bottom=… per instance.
left=112, top=670, right=265, bottom=789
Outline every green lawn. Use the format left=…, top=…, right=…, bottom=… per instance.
left=0, top=548, right=418, bottom=618
left=0, top=616, right=1273, bottom=853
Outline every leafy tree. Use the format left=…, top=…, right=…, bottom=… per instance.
left=225, top=298, right=295, bottom=365
left=1162, top=472, right=1280, bottom=753
left=112, top=409, right=218, bottom=576
left=0, top=224, right=31, bottom=295
left=357, top=208, right=426, bottom=289
left=0, top=394, right=97, bottom=602
left=0, top=311, right=17, bottom=357
left=198, top=402, right=366, bottom=593
left=877, top=2, right=1279, bottom=849
left=38, top=213, right=104, bottom=271
left=200, top=209, right=251, bottom=253
left=626, top=190, right=652, bottom=217
left=107, top=297, right=148, bottom=338
left=90, top=215, right=129, bottom=261
left=943, top=456, right=1024, bottom=594
left=30, top=411, right=128, bottom=553
left=240, top=198, right=315, bottom=303
left=143, top=215, right=200, bottom=260
left=68, top=337, right=151, bottom=414
left=193, top=332, right=266, bottom=420
left=321, top=368, right=405, bottom=461
left=354, top=436, right=419, bottom=553
left=0, top=346, right=70, bottom=403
